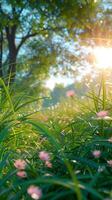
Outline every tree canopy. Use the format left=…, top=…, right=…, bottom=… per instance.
left=0, top=0, right=111, bottom=91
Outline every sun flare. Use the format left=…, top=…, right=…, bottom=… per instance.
left=93, top=47, right=112, bottom=69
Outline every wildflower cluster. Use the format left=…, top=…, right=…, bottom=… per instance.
left=14, top=151, right=52, bottom=199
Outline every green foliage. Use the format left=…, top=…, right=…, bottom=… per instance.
left=0, top=76, right=112, bottom=199
left=43, top=82, right=88, bottom=107
left=1, top=1, right=112, bottom=199
left=0, top=0, right=101, bottom=88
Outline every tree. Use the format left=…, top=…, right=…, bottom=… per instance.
left=0, top=0, right=99, bottom=85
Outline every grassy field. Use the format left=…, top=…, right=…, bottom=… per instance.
left=0, top=79, right=112, bottom=200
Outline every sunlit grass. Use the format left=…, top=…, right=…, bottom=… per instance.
left=0, top=79, right=112, bottom=199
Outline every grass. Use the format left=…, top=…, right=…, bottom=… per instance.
left=0, top=79, right=112, bottom=200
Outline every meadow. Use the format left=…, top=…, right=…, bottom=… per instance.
left=1, top=1, right=112, bottom=199
left=0, top=78, right=112, bottom=200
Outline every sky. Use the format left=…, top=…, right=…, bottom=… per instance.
left=45, top=75, right=74, bottom=90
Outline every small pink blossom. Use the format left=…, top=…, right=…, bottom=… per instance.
left=39, top=151, right=50, bottom=161
left=108, top=137, right=112, bottom=143
left=45, top=161, right=52, bottom=168
left=17, top=171, right=27, bottom=178
left=14, top=159, right=27, bottom=170
left=43, top=116, right=48, bottom=122
left=27, top=185, right=42, bottom=200
left=96, top=111, right=108, bottom=119
left=92, top=150, right=101, bottom=158
left=66, top=90, right=75, bottom=97
left=107, top=160, right=112, bottom=167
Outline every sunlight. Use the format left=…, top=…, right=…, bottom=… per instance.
left=93, top=47, right=112, bottom=69
left=45, top=79, right=55, bottom=90
left=45, top=76, right=74, bottom=90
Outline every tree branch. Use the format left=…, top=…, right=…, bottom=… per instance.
left=17, top=26, right=66, bottom=52
left=17, top=28, right=37, bottom=52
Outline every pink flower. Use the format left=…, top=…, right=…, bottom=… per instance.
left=45, top=161, right=52, bottom=168
left=107, top=160, right=112, bottom=167
left=17, top=171, right=27, bottom=178
left=66, top=90, right=75, bottom=97
left=92, top=150, right=101, bottom=158
left=14, top=159, right=27, bottom=170
left=27, top=185, right=42, bottom=200
left=39, top=151, right=50, bottom=161
left=108, top=137, right=112, bottom=143
left=43, top=116, right=48, bottom=122
left=96, top=111, right=108, bottom=119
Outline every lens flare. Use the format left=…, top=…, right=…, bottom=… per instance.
left=93, top=47, right=112, bottom=69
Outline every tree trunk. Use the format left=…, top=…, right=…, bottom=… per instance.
left=5, top=26, right=17, bottom=84
left=0, top=30, right=3, bottom=78
left=8, top=44, right=17, bottom=84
